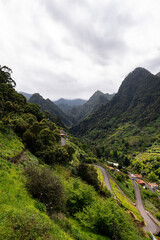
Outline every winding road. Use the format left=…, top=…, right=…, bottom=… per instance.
left=61, top=137, right=66, bottom=146
left=131, top=179, right=160, bottom=235
left=94, top=165, right=112, bottom=192
left=95, top=165, right=160, bottom=235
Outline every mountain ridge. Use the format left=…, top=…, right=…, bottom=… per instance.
left=70, top=67, right=160, bottom=135
left=54, top=98, right=87, bottom=106
left=29, top=93, right=74, bottom=126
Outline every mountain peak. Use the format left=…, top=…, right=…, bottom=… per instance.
left=30, top=93, right=43, bottom=101
left=94, top=90, right=103, bottom=95
left=156, top=72, right=160, bottom=77
left=132, top=67, right=149, bottom=73
left=89, top=90, right=104, bottom=100
left=118, top=67, right=152, bottom=95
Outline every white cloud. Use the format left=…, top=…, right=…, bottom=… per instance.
left=0, top=0, right=160, bottom=100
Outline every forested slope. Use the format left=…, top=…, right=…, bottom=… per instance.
left=0, top=65, right=150, bottom=239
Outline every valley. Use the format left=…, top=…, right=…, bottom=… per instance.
left=0, top=65, right=160, bottom=239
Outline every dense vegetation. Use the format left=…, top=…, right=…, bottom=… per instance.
left=0, top=65, right=150, bottom=239
left=70, top=68, right=160, bottom=184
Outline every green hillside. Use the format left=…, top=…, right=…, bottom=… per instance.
left=71, top=68, right=160, bottom=136
left=0, top=65, right=149, bottom=239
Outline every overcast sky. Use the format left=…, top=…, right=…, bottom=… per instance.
left=0, top=0, right=160, bottom=100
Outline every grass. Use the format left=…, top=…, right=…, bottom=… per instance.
left=67, top=218, right=111, bottom=240
left=0, top=129, right=24, bottom=159
left=110, top=179, right=143, bottom=222
left=95, top=166, right=105, bottom=185
left=108, top=170, right=136, bottom=202
left=117, top=179, right=136, bottom=202
left=0, top=157, right=73, bottom=240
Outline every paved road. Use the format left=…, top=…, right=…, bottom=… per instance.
left=94, top=165, right=112, bottom=192
left=95, top=165, right=160, bottom=235
left=61, top=137, right=66, bottom=146
left=131, top=179, right=160, bottom=235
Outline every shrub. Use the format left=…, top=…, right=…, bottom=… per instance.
left=155, top=212, right=160, bottom=221
left=76, top=163, right=100, bottom=190
left=23, top=130, right=35, bottom=148
left=24, top=164, right=66, bottom=214
left=14, top=120, right=27, bottom=136
left=65, top=178, right=97, bottom=215
left=75, top=199, right=143, bottom=240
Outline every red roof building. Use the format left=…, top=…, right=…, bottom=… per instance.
left=137, top=180, right=145, bottom=186
left=134, top=174, right=142, bottom=178
left=107, top=166, right=114, bottom=171
left=148, top=183, right=159, bottom=189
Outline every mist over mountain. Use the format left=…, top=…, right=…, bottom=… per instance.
left=54, top=98, right=87, bottom=107
left=54, top=98, right=87, bottom=115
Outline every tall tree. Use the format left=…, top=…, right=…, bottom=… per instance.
left=0, top=65, right=16, bottom=87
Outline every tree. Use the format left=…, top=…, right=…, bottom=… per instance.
left=0, top=65, right=16, bottom=87
left=132, top=159, right=144, bottom=173
left=77, top=163, right=99, bottom=189
left=148, top=171, right=158, bottom=182
left=23, top=130, right=36, bottom=148
left=24, top=164, right=66, bottom=214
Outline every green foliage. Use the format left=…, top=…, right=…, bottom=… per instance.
left=0, top=208, right=63, bottom=240
left=0, top=65, right=16, bottom=87
left=75, top=199, right=144, bottom=240
left=132, top=159, right=144, bottom=173
left=0, top=65, right=151, bottom=239
left=0, top=158, right=71, bottom=240
left=76, top=163, right=100, bottom=189
left=133, top=146, right=160, bottom=180
left=24, top=164, right=66, bottom=214
left=148, top=171, right=158, bottom=182
left=109, top=170, right=135, bottom=202
left=24, top=102, right=45, bottom=121
left=65, top=177, right=97, bottom=215
left=110, top=179, right=143, bottom=221
left=67, top=218, right=111, bottom=240
left=155, top=212, right=160, bottom=221
left=23, top=129, right=36, bottom=147
left=36, top=145, right=74, bottom=165
left=0, top=126, right=24, bottom=159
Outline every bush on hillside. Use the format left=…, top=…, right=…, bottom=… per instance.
left=76, top=163, right=100, bottom=189
left=75, top=199, right=144, bottom=240
left=24, top=164, right=66, bottom=214
left=65, top=178, right=97, bottom=215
